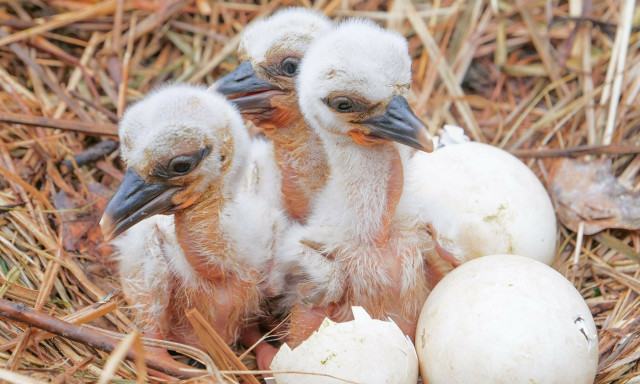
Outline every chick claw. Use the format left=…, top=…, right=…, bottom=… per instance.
left=426, top=223, right=461, bottom=268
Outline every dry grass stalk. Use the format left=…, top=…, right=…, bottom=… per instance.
left=186, top=309, right=260, bottom=384
left=0, top=298, right=201, bottom=379
left=601, top=0, right=635, bottom=146
left=0, top=0, right=638, bottom=383
left=97, top=330, right=145, bottom=384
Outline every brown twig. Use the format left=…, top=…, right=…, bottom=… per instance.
left=60, top=139, right=119, bottom=170
left=0, top=293, right=119, bottom=353
left=0, top=111, right=117, bottom=136
left=0, top=299, right=205, bottom=379
left=512, top=144, right=640, bottom=158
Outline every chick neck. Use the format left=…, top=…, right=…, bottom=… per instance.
left=318, top=129, right=404, bottom=248
left=260, top=93, right=329, bottom=223
left=172, top=155, right=248, bottom=281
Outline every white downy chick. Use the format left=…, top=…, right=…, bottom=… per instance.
left=215, top=8, right=332, bottom=223
left=101, top=84, right=286, bottom=349
left=278, top=19, right=435, bottom=347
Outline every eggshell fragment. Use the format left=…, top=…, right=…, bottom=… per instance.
left=416, top=254, right=598, bottom=384
left=271, top=306, right=418, bottom=384
left=410, top=139, right=557, bottom=265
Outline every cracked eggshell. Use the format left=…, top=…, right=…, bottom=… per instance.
left=416, top=254, right=598, bottom=384
left=271, top=306, right=418, bottom=384
left=409, top=140, right=557, bottom=265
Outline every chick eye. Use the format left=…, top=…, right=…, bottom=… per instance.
left=328, top=97, right=355, bottom=113
left=168, top=156, right=196, bottom=175
left=157, top=146, right=211, bottom=179
left=280, top=57, right=300, bottom=77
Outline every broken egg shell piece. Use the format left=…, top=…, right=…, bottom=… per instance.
left=433, top=124, right=470, bottom=149
left=271, top=306, right=418, bottom=384
left=416, top=254, right=598, bottom=384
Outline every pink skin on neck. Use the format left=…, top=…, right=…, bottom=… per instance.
left=245, top=92, right=329, bottom=224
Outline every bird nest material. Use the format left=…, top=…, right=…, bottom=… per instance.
left=0, top=0, right=639, bottom=383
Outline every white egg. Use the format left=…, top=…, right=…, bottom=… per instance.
left=407, top=139, right=557, bottom=265
left=271, top=306, right=418, bottom=384
left=416, top=254, right=598, bottom=384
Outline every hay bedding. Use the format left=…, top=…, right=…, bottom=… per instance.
left=0, top=0, right=638, bottom=382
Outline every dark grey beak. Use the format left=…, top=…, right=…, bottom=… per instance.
left=100, top=168, right=181, bottom=240
left=360, top=95, right=433, bottom=152
left=214, top=61, right=282, bottom=110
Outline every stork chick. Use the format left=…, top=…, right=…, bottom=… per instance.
left=101, top=84, right=285, bottom=351
left=278, top=19, right=435, bottom=348
left=215, top=8, right=332, bottom=223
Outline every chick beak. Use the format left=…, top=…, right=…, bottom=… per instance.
left=100, top=168, right=182, bottom=240
left=360, top=95, right=434, bottom=152
left=214, top=61, right=282, bottom=110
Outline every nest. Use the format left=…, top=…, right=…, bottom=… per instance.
left=0, top=0, right=638, bottom=382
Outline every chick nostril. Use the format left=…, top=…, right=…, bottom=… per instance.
left=234, top=72, right=251, bottom=81
left=232, top=61, right=255, bottom=81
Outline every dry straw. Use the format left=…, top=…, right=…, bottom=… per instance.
left=0, top=0, right=639, bottom=382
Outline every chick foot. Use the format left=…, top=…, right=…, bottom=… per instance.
left=240, top=325, right=279, bottom=377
